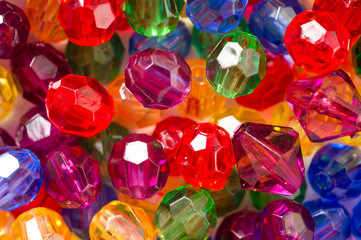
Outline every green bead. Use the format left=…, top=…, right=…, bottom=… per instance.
left=123, top=0, right=184, bottom=37
left=352, top=36, right=361, bottom=77
left=154, top=186, right=217, bottom=240
left=65, top=34, right=124, bottom=84
left=206, top=31, right=266, bottom=98
left=249, top=181, right=307, bottom=211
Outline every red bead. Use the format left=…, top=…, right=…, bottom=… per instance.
left=45, top=74, right=114, bottom=137
left=152, top=117, right=197, bottom=176
left=248, top=0, right=262, bottom=5
left=116, top=0, right=131, bottom=31
left=236, top=52, right=294, bottom=111
left=285, top=11, right=350, bottom=73
left=58, top=0, right=121, bottom=46
left=175, top=123, right=236, bottom=190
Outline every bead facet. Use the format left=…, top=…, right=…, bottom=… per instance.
left=0, top=65, right=18, bottom=120
left=352, top=198, right=361, bottom=239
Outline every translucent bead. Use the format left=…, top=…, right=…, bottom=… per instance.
left=0, top=65, right=18, bottom=120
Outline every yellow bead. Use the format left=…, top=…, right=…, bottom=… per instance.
left=89, top=201, right=156, bottom=240
left=12, top=207, right=71, bottom=240
left=178, top=59, right=226, bottom=119
left=0, top=210, right=14, bottom=237
left=26, top=0, right=67, bottom=42
left=0, top=65, right=18, bottom=120
left=108, top=74, right=162, bottom=129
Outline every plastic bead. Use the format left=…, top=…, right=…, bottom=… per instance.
left=0, top=211, right=14, bottom=237
left=0, top=65, right=18, bottom=120
left=352, top=36, right=361, bottom=78
left=352, top=198, right=361, bottom=239
left=116, top=1, right=131, bottom=31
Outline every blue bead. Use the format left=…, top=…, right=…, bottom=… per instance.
left=249, top=0, right=303, bottom=53
left=129, top=21, right=191, bottom=58
left=303, top=199, right=351, bottom=240
left=0, top=146, right=42, bottom=211
left=308, top=143, right=361, bottom=200
left=352, top=199, right=361, bottom=239
left=186, top=0, right=248, bottom=34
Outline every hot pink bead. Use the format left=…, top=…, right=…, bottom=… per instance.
left=108, top=133, right=170, bottom=200
left=42, top=146, right=103, bottom=208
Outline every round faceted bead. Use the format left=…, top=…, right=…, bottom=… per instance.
left=215, top=209, right=258, bottom=240
left=154, top=186, right=217, bottom=240
left=152, top=116, right=197, bottom=176
left=109, top=133, right=170, bottom=199
left=206, top=31, right=267, bottom=98
left=232, top=122, right=305, bottom=196
left=0, top=1, right=30, bottom=59
left=177, top=59, right=227, bottom=119
left=304, top=199, right=351, bottom=240
left=16, top=106, right=79, bottom=160
left=129, top=21, right=191, bottom=58
left=125, top=48, right=191, bottom=110
left=0, top=128, right=15, bottom=147
left=26, top=0, right=67, bottom=42
left=352, top=199, right=361, bottom=239
left=284, top=11, right=351, bottom=73
left=45, top=74, right=114, bottom=137
left=175, top=122, right=236, bottom=190
left=0, top=65, right=18, bottom=120
left=308, top=143, right=361, bottom=200
left=108, top=74, right=162, bottom=129
left=90, top=200, right=156, bottom=240
left=186, top=0, right=248, bottom=34
left=11, top=42, right=72, bottom=105
left=123, top=0, right=184, bottom=37
left=66, top=34, right=124, bottom=84
left=116, top=1, right=131, bottom=31
left=42, top=146, right=103, bottom=208
left=59, top=0, right=121, bottom=46
left=256, top=199, right=315, bottom=240
left=0, top=211, right=14, bottom=236
left=0, top=147, right=42, bottom=211
left=12, top=207, right=71, bottom=240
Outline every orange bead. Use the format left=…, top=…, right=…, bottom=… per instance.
left=0, top=211, right=14, bottom=237
left=12, top=207, right=71, bottom=240
left=89, top=201, right=156, bottom=240
left=178, top=59, right=226, bottom=119
left=108, top=74, right=162, bottom=129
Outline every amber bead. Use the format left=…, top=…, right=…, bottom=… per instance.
left=0, top=65, right=18, bottom=120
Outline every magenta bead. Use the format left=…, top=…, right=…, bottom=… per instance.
left=42, top=146, right=103, bottom=209
left=0, top=127, right=16, bottom=147
left=108, top=133, right=170, bottom=199
left=125, top=48, right=191, bottom=110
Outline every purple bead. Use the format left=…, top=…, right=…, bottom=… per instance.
left=0, top=128, right=16, bottom=147
left=42, top=146, right=103, bottom=209
left=0, top=1, right=30, bottom=59
left=125, top=48, right=192, bottom=110
left=11, top=42, right=72, bottom=105
left=16, top=106, right=78, bottom=160
left=108, top=133, right=170, bottom=199
left=256, top=199, right=315, bottom=240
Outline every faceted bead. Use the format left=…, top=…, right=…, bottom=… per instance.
left=352, top=199, right=361, bottom=239
left=152, top=117, right=197, bottom=176
left=284, top=11, right=351, bottom=73
left=154, top=186, right=217, bottom=240
left=0, top=1, right=30, bottom=59
left=286, top=70, right=361, bottom=142
left=12, top=207, right=71, bottom=240
left=125, top=48, right=192, bottom=110
left=313, top=0, right=361, bottom=38
left=0, top=128, right=15, bottom=147
left=58, top=0, right=121, bottom=46
left=175, top=122, right=236, bottom=190
left=90, top=200, right=156, bottom=240
left=0, top=65, right=18, bottom=120
left=66, top=34, right=125, bottom=84
left=215, top=209, right=258, bottom=240
left=236, top=52, right=294, bottom=110
left=42, top=146, right=103, bottom=208
left=206, top=31, right=267, bottom=98
left=108, top=74, right=162, bottom=129
left=16, top=106, right=79, bottom=160
left=46, top=74, right=114, bottom=137
left=352, top=36, right=361, bottom=78
left=186, top=0, right=248, bottom=34
left=11, top=42, right=72, bottom=105
left=304, top=199, right=351, bottom=240
left=0, top=147, right=42, bottom=211
left=116, top=1, right=131, bottom=31
left=308, top=143, right=361, bottom=200
left=250, top=0, right=303, bottom=54
left=123, top=0, right=184, bottom=37
left=109, top=133, right=170, bottom=199
left=178, top=59, right=227, bottom=119
left=0, top=211, right=14, bottom=236
left=26, top=0, right=67, bottom=42
left=232, top=122, right=305, bottom=196
left=250, top=181, right=307, bottom=211
left=256, top=199, right=315, bottom=240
